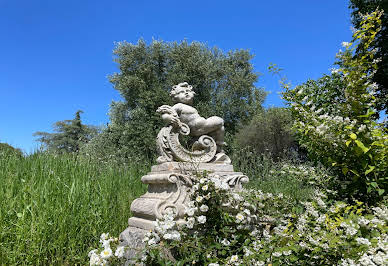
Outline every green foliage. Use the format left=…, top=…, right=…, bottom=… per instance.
left=350, top=0, right=388, bottom=115
left=0, top=143, right=23, bottom=157
left=234, top=107, right=299, bottom=160
left=135, top=174, right=388, bottom=265
left=282, top=10, right=388, bottom=202
left=0, top=152, right=147, bottom=265
left=34, top=110, right=99, bottom=153
left=87, top=39, right=266, bottom=162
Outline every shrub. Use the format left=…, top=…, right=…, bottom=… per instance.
left=234, top=107, right=301, bottom=161
left=132, top=173, right=388, bottom=265
left=282, top=10, right=388, bottom=203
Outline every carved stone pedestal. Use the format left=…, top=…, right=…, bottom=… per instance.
left=119, top=162, right=248, bottom=263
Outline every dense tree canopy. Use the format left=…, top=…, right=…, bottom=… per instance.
left=85, top=39, right=266, bottom=162
left=349, top=0, right=388, bottom=115
left=34, top=110, right=99, bottom=153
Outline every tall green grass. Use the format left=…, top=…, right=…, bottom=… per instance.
left=0, top=152, right=148, bottom=265
left=0, top=149, right=320, bottom=265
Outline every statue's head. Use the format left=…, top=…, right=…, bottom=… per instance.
left=170, top=82, right=196, bottom=104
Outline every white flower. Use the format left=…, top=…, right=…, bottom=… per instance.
left=272, top=251, right=282, bottom=257
left=243, top=209, right=251, bottom=216
left=200, top=178, right=207, bottom=184
left=341, top=41, right=350, bottom=48
left=202, top=185, right=208, bottom=191
left=148, top=238, right=156, bottom=246
left=197, top=215, right=206, bottom=224
left=196, top=196, right=203, bottom=202
left=230, top=255, right=239, bottom=263
left=356, top=237, right=371, bottom=246
left=208, top=264, right=219, bottom=266
left=100, top=248, right=113, bottom=259
left=114, top=246, right=125, bottom=258
left=200, top=204, right=209, bottom=212
left=236, top=213, right=245, bottom=223
left=185, top=207, right=196, bottom=216
left=186, top=217, right=195, bottom=229
left=163, top=233, right=172, bottom=240
left=283, top=250, right=292, bottom=256
left=221, top=238, right=231, bottom=246
left=193, top=184, right=199, bottom=191
left=89, top=252, right=101, bottom=265
left=316, top=124, right=328, bottom=135
left=170, top=230, right=181, bottom=241
left=100, top=233, right=109, bottom=241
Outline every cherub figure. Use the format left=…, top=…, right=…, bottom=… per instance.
left=158, top=82, right=226, bottom=153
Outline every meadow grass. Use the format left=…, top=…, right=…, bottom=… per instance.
left=0, top=150, right=317, bottom=265
left=0, top=152, right=148, bottom=265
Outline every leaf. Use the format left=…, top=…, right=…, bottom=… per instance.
left=342, top=167, right=349, bottom=175
left=370, top=182, right=378, bottom=188
left=346, top=140, right=352, bottom=147
left=355, top=140, right=370, bottom=153
left=365, top=165, right=375, bottom=175
left=378, top=189, right=385, bottom=196
left=349, top=133, right=357, bottom=140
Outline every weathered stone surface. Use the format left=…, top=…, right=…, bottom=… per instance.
left=156, top=82, right=230, bottom=163
left=119, top=82, right=249, bottom=264
left=119, top=226, right=147, bottom=264
left=151, top=161, right=234, bottom=173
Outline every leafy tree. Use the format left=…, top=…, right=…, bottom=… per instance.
left=85, top=39, right=266, bottom=162
left=234, top=107, right=299, bottom=160
left=0, top=143, right=23, bottom=157
left=349, top=0, right=388, bottom=115
left=34, top=110, right=99, bottom=153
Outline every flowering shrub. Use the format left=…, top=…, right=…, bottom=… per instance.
left=138, top=174, right=387, bottom=265
left=282, top=10, right=388, bottom=202
left=88, top=233, right=126, bottom=265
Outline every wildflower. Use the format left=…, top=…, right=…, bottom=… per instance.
left=272, top=251, right=282, bottom=257
left=200, top=204, right=209, bottom=212
left=236, top=213, right=245, bottom=223
left=202, top=185, right=208, bottom=191
left=185, top=207, right=196, bottom=216
left=221, top=238, right=231, bottom=246
left=186, top=217, right=195, bottom=229
left=114, top=246, right=125, bottom=258
left=283, top=250, right=292, bottom=256
left=230, top=255, right=239, bottom=263
left=89, top=252, right=101, bottom=265
left=197, top=215, right=206, bottom=224
left=196, top=195, right=203, bottom=202
left=356, top=237, right=371, bottom=246
left=341, top=41, right=351, bottom=48
left=208, top=264, right=220, bottom=266
left=200, top=178, right=207, bottom=184
left=100, top=248, right=113, bottom=259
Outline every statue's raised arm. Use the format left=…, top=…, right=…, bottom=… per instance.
left=156, top=82, right=230, bottom=164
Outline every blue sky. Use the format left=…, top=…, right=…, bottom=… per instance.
left=0, top=0, right=353, bottom=153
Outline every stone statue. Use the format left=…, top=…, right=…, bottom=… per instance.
left=119, top=82, right=248, bottom=263
left=156, top=82, right=230, bottom=164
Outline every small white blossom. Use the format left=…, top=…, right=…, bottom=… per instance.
left=100, top=248, right=113, bottom=259
left=230, top=255, right=239, bottom=263
left=197, top=215, right=206, bottom=224
left=114, top=246, right=125, bottom=258
left=200, top=204, right=209, bottom=212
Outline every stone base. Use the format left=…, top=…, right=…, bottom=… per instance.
left=119, top=162, right=249, bottom=264
left=119, top=226, right=148, bottom=264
